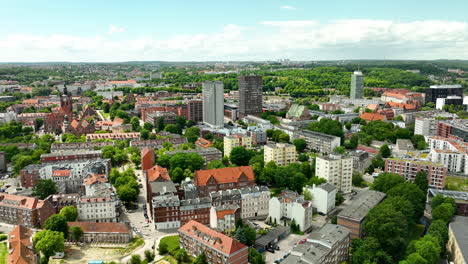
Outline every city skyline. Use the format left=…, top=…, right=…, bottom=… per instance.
left=1, top=0, right=468, bottom=62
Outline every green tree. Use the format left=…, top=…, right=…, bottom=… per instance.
left=192, top=252, right=208, bottom=264
left=70, top=226, right=83, bottom=242
left=33, top=230, right=64, bottom=262
left=207, top=160, right=225, bottom=169
left=432, top=203, right=455, bottom=223
left=229, top=146, right=252, bottom=166
left=428, top=220, right=448, bottom=254
left=129, top=254, right=142, bottom=264
left=379, top=144, right=391, bottom=158
left=32, top=179, right=58, bottom=200
left=144, top=249, right=155, bottom=262
left=289, top=172, right=307, bottom=194
left=372, top=172, right=405, bottom=193
left=45, top=214, right=69, bottom=238
left=117, top=185, right=138, bottom=205
left=414, top=171, right=429, bottom=194
left=303, top=189, right=313, bottom=201
left=387, top=182, right=426, bottom=221
left=307, top=118, right=344, bottom=139
left=351, top=237, right=392, bottom=264
left=164, top=124, right=181, bottom=134
left=130, top=116, right=140, bottom=131
left=184, top=126, right=200, bottom=143
left=143, top=122, right=154, bottom=131
left=293, top=138, right=307, bottom=152
left=60, top=206, right=78, bottom=222
left=158, top=241, right=168, bottom=255
left=169, top=152, right=205, bottom=172
left=174, top=248, right=188, bottom=263
left=278, top=133, right=290, bottom=143
left=401, top=253, right=429, bottom=264
left=156, top=117, right=165, bottom=132
left=405, top=235, right=441, bottom=264
left=13, top=155, right=34, bottom=174
left=234, top=226, right=256, bottom=246
left=170, top=167, right=185, bottom=183
left=248, top=247, right=265, bottom=264
left=352, top=171, right=365, bottom=187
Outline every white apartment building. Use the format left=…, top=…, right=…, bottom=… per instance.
left=202, top=81, right=224, bottom=129
left=304, top=183, right=337, bottom=215
left=209, top=204, right=239, bottom=233
left=264, top=143, right=297, bottom=166
left=268, top=190, right=313, bottom=232
left=427, top=136, right=468, bottom=174
left=76, top=196, right=119, bottom=223
left=415, top=117, right=441, bottom=136
left=315, top=154, right=353, bottom=193
left=240, top=186, right=270, bottom=219
left=223, top=134, right=252, bottom=157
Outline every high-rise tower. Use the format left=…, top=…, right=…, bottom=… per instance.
left=202, top=81, right=224, bottom=128
left=350, top=71, right=364, bottom=100
left=238, top=75, right=263, bottom=116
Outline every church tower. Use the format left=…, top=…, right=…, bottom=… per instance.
left=60, top=85, right=73, bottom=117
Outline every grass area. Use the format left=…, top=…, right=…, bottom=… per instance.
left=0, top=243, right=7, bottom=264
left=117, top=236, right=144, bottom=255
left=160, top=235, right=180, bottom=252
left=99, top=110, right=110, bottom=120
left=409, top=224, right=426, bottom=241
left=445, top=175, right=468, bottom=191
left=155, top=255, right=194, bottom=264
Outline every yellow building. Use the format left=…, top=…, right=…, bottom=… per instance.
left=264, top=143, right=297, bottom=166
left=224, top=134, right=252, bottom=157
left=448, top=216, right=468, bottom=264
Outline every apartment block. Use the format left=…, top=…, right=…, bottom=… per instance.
left=165, top=147, right=222, bottom=164
left=264, top=143, right=296, bottom=166
left=268, top=190, right=313, bottom=232
left=194, top=166, right=255, bottom=197
left=223, top=134, right=252, bottom=157
left=179, top=220, right=248, bottom=264
left=40, top=150, right=102, bottom=163
left=304, top=183, right=337, bottom=215
left=0, top=193, right=56, bottom=228
left=282, top=224, right=350, bottom=264
left=50, top=141, right=114, bottom=152
left=238, top=75, right=263, bottom=116
left=437, top=119, right=468, bottom=142
left=385, top=158, right=447, bottom=189
left=315, top=154, right=353, bottom=193
left=295, top=130, right=341, bottom=154
left=76, top=196, right=119, bottom=223
left=188, top=100, right=203, bottom=122
left=130, top=138, right=187, bottom=149
left=209, top=204, right=240, bottom=233
left=337, top=190, right=386, bottom=239
left=240, top=186, right=270, bottom=219
left=427, top=136, right=468, bottom=174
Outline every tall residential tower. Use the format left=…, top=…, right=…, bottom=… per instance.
left=238, top=75, right=263, bottom=116
left=350, top=71, right=364, bottom=100
left=202, top=81, right=224, bottom=128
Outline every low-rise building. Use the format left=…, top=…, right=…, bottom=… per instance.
left=194, top=166, right=255, bottom=197
left=209, top=204, right=240, bottom=233
left=50, top=141, right=114, bottom=152
left=224, top=134, right=252, bottom=157
left=40, top=150, right=102, bottom=163
left=304, top=183, right=337, bottom=215
left=179, top=220, right=249, bottom=264
left=286, top=104, right=310, bottom=120
left=67, top=222, right=133, bottom=243
left=282, top=224, right=350, bottom=264
left=385, top=158, right=447, bottom=189
left=247, top=126, right=267, bottom=145
left=76, top=195, right=119, bottom=223
left=337, top=190, right=386, bottom=239
left=240, top=186, right=270, bottom=219
left=294, top=130, right=341, bottom=154
left=394, top=139, right=415, bottom=156
left=264, top=143, right=296, bottom=167
left=349, top=150, right=372, bottom=173
left=315, top=154, right=353, bottom=193
left=268, top=190, right=313, bottom=232
left=146, top=111, right=177, bottom=125
left=86, top=132, right=140, bottom=141
left=129, top=138, right=187, bottom=149
left=8, top=225, right=38, bottom=264
left=447, top=216, right=468, bottom=264
left=0, top=193, right=56, bottom=228
left=165, top=148, right=222, bottom=164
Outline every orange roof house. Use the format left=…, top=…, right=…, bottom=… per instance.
left=360, top=112, right=386, bottom=122
left=146, top=165, right=170, bottom=182
left=195, top=138, right=213, bottom=149
left=8, top=225, right=37, bottom=264
left=194, top=166, right=255, bottom=186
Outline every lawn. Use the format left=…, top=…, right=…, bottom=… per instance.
left=0, top=243, right=8, bottom=264
left=445, top=175, right=468, bottom=191
left=160, top=235, right=180, bottom=252
left=117, top=236, right=145, bottom=255
left=156, top=255, right=194, bottom=264
left=409, top=224, right=426, bottom=241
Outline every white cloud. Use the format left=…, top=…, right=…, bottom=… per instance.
left=1, top=20, right=468, bottom=61
left=108, top=24, right=125, bottom=34
left=280, top=5, right=297, bottom=10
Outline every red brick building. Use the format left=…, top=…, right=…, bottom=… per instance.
left=385, top=158, right=447, bottom=189
left=179, top=220, right=248, bottom=264
left=188, top=100, right=203, bottom=122
left=19, top=164, right=42, bottom=188
left=141, top=148, right=155, bottom=171
left=40, top=150, right=102, bottom=163
left=194, top=166, right=255, bottom=197
left=0, top=193, right=55, bottom=228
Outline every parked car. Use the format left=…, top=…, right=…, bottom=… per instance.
left=266, top=248, right=275, bottom=253
left=273, top=245, right=280, bottom=250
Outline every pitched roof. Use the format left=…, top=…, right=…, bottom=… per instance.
left=68, top=222, right=131, bottom=234
left=8, top=225, right=36, bottom=264
left=179, top=220, right=247, bottom=256
left=0, top=194, right=40, bottom=210
left=194, top=166, right=255, bottom=186
left=359, top=112, right=386, bottom=121
left=287, top=104, right=306, bottom=118
left=52, top=170, right=71, bottom=177
left=147, top=165, right=170, bottom=182
left=84, top=174, right=108, bottom=186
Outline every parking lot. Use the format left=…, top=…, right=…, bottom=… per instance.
left=264, top=233, right=308, bottom=263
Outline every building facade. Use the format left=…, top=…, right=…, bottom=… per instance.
left=179, top=220, right=249, bottom=264
left=350, top=71, right=364, bottom=100
left=238, top=75, right=263, bottom=116
left=67, top=222, right=133, bottom=243
left=264, top=143, right=296, bottom=167
left=188, top=100, right=203, bottom=122
left=223, top=135, right=252, bottom=157
left=304, top=183, right=337, bottom=215
left=295, top=130, right=341, bottom=154
left=268, top=190, right=313, bottom=232
left=209, top=204, right=240, bottom=233
left=385, top=158, right=447, bottom=189
left=194, top=166, right=256, bottom=197
left=0, top=193, right=55, bottom=228
left=315, top=154, right=353, bottom=193
left=240, top=186, right=270, bottom=219
left=447, top=216, right=468, bottom=264
left=76, top=196, right=119, bottom=223
left=202, top=81, right=224, bottom=128
left=426, top=84, right=463, bottom=104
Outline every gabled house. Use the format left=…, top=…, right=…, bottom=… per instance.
left=194, top=166, right=255, bottom=197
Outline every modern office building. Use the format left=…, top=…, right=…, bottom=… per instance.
left=426, top=84, right=463, bottom=104
left=202, top=81, right=224, bottom=128
left=315, top=154, right=353, bottom=193
left=238, top=75, right=263, bottom=116
left=350, top=71, right=364, bottom=100
left=264, top=143, right=297, bottom=166
left=188, top=100, right=203, bottom=122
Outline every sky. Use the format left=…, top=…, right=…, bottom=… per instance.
left=1, top=0, right=468, bottom=62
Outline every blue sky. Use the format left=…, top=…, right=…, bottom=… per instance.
left=1, top=0, right=468, bottom=61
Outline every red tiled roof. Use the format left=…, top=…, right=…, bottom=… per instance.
left=195, top=138, right=212, bottom=148
left=108, top=79, right=137, bottom=84
left=179, top=220, right=247, bottom=256
left=194, top=166, right=254, bottom=186
left=8, top=225, right=36, bottom=264
left=147, top=165, right=170, bottom=182
left=360, top=112, right=386, bottom=121
left=53, top=170, right=71, bottom=177
left=84, top=174, right=107, bottom=186
left=0, top=194, right=40, bottom=210
left=357, top=145, right=378, bottom=154
left=68, top=222, right=131, bottom=234
left=216, top=209, right=236, bottom=220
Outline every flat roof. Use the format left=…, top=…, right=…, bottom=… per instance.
left=338, top=190, right=386, bottom=222
left=449, top=216, right=468, bottom=261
